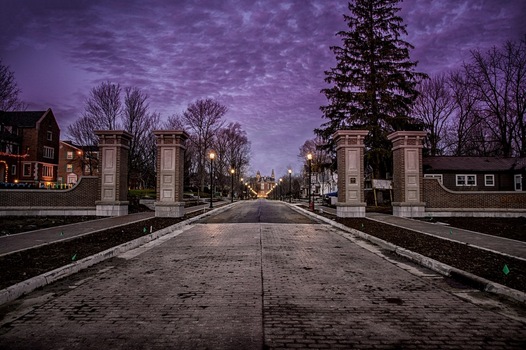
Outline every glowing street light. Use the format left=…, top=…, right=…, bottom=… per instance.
left=307, top=153, right=313, bottom=210
left=209, top=151, right=215, bottom=209
left=230, top=168, right=235, bottom=203
left=288, top=169, right=292, bottom=203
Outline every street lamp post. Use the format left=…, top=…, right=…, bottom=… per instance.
left=240, top=178, right=244, bottom=200
left=209, top=152, right=215, bottom=209
left=288, top=169, right=292, bottom=203
left=307, top=153, right=313, bottom=210
left=230, top=168, right=235, bottom=203
left=279, top=178, right=282, bottom=201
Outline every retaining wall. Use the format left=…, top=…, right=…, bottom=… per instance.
left=423, top=178, right=526, bottom=217
left=0, top=176, right=99, bottom=216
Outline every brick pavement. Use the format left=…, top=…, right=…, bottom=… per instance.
left=1, top=221, right=525, bottom=349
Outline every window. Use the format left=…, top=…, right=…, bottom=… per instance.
left=67, top=151, right=73, bottom=159
left=66, top=164, right=73, bottom=173
left=424, top=174, right=443, bottom=184
left=43, top=146, right=54, bottom=159
left=42, top=165, right=53, bottom=178
left=484, top=174, right=495, bottom=187
left=23, top=163, right=31, bottom=177
left=47, top=131, right=53, bottom=141
left=515, top=175, right=523, bottom=191
left=456, top=174, right=476, bottom=187
left=11, top=165, right=16, bottom=175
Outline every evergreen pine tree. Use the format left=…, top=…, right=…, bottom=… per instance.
left=317, top=0, right=426, bottom=178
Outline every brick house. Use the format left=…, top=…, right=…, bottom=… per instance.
left=58, top=141, right=99, bottom=186
left=423, top=156, right=526, bottom=191
left=58, top=141, right=83, bottom=185
left=0, top=109, right=60, bottom=187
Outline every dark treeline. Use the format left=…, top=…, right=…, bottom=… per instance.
left=413, top=37, right=526, bottom=157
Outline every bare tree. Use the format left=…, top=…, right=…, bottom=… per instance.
left=299, top=137, right=333, bottom=173
left=180, top=98, right=226, bottom=192
left=66, top=116, right=99, bottom=175
left=213, top=122, right=251, bottom=193
left=84, top=81, right=122, bottom=130
left=122, top=87, right=160, bottom=188
left=0, top=59, right=26, bottom=111
left=444, top=71, right=488, bottom=156
left=507, top=38, right=526, bottom=156
left=413, top=74, right=455, bottom=155
left=465, top=45, right=516, bottom=156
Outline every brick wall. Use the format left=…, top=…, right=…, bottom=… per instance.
left=0, top=176, right=99, bottom=209
left=423, top=178, right=526, bottom=209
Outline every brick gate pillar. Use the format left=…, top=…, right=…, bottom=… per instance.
left=387, top=131, right=427, bottom=217
left=154, top=130, right=189, bottom=217
left=95, top=130, right=132, bottom=216
left=333, top=130, right=369, bottom=217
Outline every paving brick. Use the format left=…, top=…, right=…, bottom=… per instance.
left=1, top=220, right=525, bottom=349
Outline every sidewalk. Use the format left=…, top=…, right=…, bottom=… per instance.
left=0, top=203, right=217, bottom=256
left=316, top=205, right=526, bottom=261
left=367, top=212, right=526, bottom=260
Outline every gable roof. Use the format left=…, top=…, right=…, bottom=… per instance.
left=0, top=110, right=48, bottom=128
left=423, top=156, right=526, bottom=172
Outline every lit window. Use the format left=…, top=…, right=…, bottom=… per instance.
left=66, top=164, right=73, bottom=173
left=42, top=165, right=53, bottom=178
left=44, top=146, right=54, bottom=159
left=484, top=174, right=494, bottom=187
left=456, top=174, right=476, bottom=187
left=67, top=151, right=73, bottom=159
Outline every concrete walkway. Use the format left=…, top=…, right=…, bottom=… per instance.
left=367, top=212, right=526, bottom=260
left=0, top=203, right=220, bottom=256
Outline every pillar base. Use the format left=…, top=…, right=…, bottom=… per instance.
left=96, top=201, right=129, bottom=216
left=392, top=202, right=426, bottom=218
left=336, top=202, right=366, bottom=218
left=155, top=202, right=185, bottom=218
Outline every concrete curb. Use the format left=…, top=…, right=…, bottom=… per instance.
left=289, top=204, right=526, bottom=304
left=0, top=214, right=156, bottom=258
left=0, top=202, right=236, bottom=306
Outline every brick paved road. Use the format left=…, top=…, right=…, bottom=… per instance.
left=1, top=201, right=525, bottom=349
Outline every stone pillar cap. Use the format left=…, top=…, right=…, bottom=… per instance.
left=332, top=129, right=369, bottom=139
left=387, top=130, right=427, bottom=141
left=94, top=130, right=132, bottom=139
left=153, top=130, right=189, bottom=139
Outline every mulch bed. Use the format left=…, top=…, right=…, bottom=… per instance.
left=0, top=217, right=186, bottom=290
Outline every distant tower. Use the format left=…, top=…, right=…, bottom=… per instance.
left=270, top=169, right=275, bottom=181
left=256, top=170, right=261, bottom=182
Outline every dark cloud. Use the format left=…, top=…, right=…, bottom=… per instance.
left=1, top=0, right=523, bottom=175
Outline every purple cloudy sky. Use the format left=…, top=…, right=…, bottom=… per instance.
left=1, top=0, right=524, bottom=177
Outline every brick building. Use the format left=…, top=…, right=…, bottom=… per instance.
left=255, top=169, right=276, bottom=198
left=0, top=109, right=60, bottom=187
left=423, top=156, right=526, bottom=192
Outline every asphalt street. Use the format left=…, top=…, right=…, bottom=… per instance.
left=0, top=199, right=525, bottom=349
